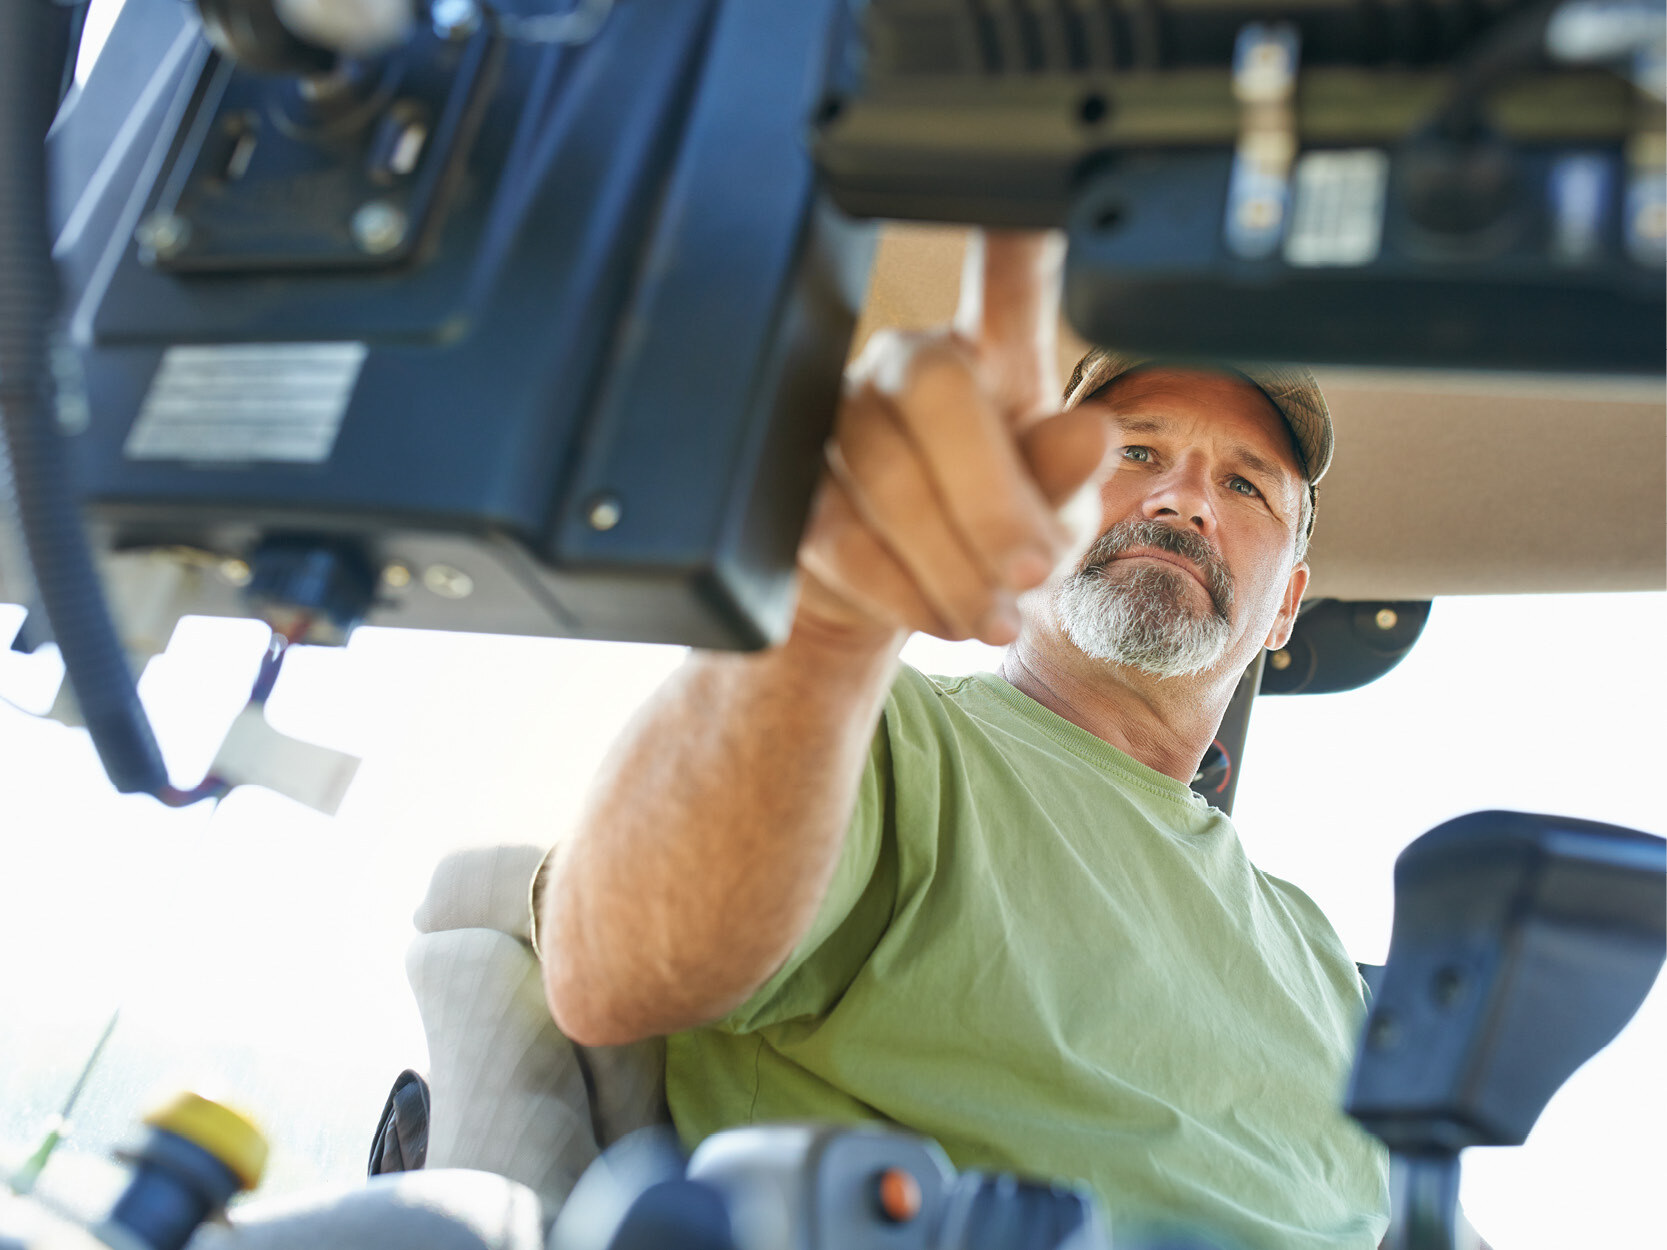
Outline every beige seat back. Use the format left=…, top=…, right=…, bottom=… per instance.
left=407, top=844, right=668, bottom=1214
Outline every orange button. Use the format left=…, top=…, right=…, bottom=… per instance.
left=876, top=1167, right=922, bottom=1223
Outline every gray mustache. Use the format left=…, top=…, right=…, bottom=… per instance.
left=1078, top=520, right=1235, bottom=618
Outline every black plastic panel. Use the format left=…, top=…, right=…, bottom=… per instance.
left=1347, top=811, right=1666, bottom=1152
left=51, top=0, right=875, bottom=650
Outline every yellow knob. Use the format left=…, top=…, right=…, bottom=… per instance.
left=143, top=1092, right=268, bottom=1191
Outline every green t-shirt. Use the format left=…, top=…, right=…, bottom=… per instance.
left=666, top=667, right=1390, bottom=1250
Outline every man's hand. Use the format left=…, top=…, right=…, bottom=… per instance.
left=796, top=232, right=1110, bottom=649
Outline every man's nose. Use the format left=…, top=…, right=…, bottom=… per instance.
left=1141, top=461, right=1216, bottom=536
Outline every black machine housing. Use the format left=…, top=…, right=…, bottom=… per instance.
left=40, top=0, right=1666, bottom=662
left=49, top=0, right=874, bottom=651
left=823, top=0, right=1666, bottom=371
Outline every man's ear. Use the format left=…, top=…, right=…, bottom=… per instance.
left=1262, top=561, right=1309, bottom=652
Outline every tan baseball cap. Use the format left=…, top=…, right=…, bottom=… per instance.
left=1063, top=348, right=1334, bottom=486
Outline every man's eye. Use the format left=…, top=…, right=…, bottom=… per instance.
left=1228, top=476, right=1260, bottom=497
left=1122, top=446, right=1152, bottom=463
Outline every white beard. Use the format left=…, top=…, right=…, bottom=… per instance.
left=1054, top=559, right=1232, bottom=679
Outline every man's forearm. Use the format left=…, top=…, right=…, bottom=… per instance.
left=537, top=620, right=906, bottom=1046
left=540, top=234, right=1094, bottom=1047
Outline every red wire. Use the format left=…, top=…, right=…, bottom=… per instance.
left=1210, top=738, right=1233, bottom=795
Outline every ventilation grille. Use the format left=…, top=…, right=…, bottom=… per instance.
left=864, top=0, right=1533, bottom=76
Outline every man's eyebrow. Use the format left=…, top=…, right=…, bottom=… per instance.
left=1226, top=442, right=1293, bottom=488
left=1110, top=415, right=1167, bottom=437
left=1110, top=412, right=1297, bottom=490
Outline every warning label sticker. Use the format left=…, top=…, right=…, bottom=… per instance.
left=1284, top=150, right=1390, bottom=268
left=125, top=343, right=367, bottom=464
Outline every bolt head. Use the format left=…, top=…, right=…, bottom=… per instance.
left=219, top=558, right=253, bottom=587
left=423, top=564, right=474, bottom=599
left=381, top=562, right=412, bottom=590
left=351, top=200, right=408, bottom=255
left=1375, top=608, right=1399, bottom=631
left=1268, top=648, right=1292, bottom=671
left=1431, top=965, right=1468, bottom=1008
left=136, top=211, right=191, bottom=259
left=587, top=495, right=623, bottom=531
left=431, top=0, right=480, bottom=39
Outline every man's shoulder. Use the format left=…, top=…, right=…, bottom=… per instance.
left=1251, top=865, right=1371, bottom=1011
left=880, top=664, right=989, bottom=736
left=880, top=665, right=1051, bottom=762
left=878, top=666, right=1214, bottom=839
left=888, top=661, right=979, bottom=702
left=903, top=667, right=1215, bottom=813
left=1255, top=866, right=1336, bottom=931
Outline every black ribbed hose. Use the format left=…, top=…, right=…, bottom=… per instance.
left=0, top=0, right=170, bottom=795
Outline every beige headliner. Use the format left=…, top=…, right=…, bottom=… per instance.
left=854, top=226, right=1667, bottom=600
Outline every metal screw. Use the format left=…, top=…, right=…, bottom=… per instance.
left=1366, top=1011, right=1401, bottom=1052
left=49, top=336, right=90, bottom=435
left=219, top=558, right=252, bottom=587
left=381, top=562, right=412, bottom=590
left=1431, top=966, right=1468, bottom=1009
left=1268, top=648, right=1292, bottom=671
left=587, top=494, right=623, bottom=531
left=424, top=564, right=474, bottom=599
left=1375, top=608, right=1399, bottom=631
left=135, top=211, right=192, bottom=259
left=351, top=200, right=408, bottom=255
left=431, top=0, right=480, bottom=39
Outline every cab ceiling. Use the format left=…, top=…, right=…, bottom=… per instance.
left=855, top=226, right=1667, bottom=601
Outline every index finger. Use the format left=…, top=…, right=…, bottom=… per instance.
left=952, top=230, right=1066, bottom=426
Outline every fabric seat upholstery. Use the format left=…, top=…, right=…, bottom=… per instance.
left=406, top=844, right=669, bottom=1214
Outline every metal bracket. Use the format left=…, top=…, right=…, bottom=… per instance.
left=2, top=548, right=360, bottom=814
left=1224, top=22, right=1301, bottom=260
left=135, top=19, right=500, bottom=274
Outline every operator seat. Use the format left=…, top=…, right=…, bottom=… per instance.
left=401, top=843, right=670, bottom=1213
left=175, top=846, right=641, bottom=1250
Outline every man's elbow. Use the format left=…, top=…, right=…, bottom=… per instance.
left=534, top=859, right=656, bottom=1045
left=541, top=945, right=756, bottom=1047
left=541, top=958, right=657, bottom=1048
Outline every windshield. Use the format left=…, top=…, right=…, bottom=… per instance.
left=1, top=592, right=1660, bottom=1244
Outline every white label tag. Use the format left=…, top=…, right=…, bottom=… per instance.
left=1285, top=150, right=1390, bottom=268
left=125, top=342, right=367, bottom=464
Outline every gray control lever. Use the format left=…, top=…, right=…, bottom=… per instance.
left=1345, top=810, right=1667, bottom=1250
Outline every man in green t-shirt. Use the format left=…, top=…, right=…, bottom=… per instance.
left=534, top=232, right=1391, bottom=1248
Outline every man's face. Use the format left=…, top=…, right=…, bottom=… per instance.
left=1046, top=367, right=1310, bottom=681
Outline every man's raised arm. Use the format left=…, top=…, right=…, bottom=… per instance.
left=536, top=233, right=1108, bottom=1047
